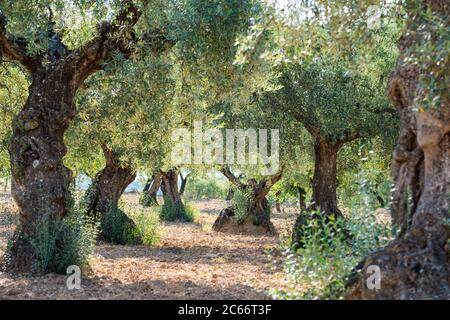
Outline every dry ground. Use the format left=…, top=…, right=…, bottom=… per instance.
left=0, top=192, right=298, bottom=299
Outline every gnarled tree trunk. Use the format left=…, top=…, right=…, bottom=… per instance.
left=213, top=167, right=281, bottom=234
left=85, top=146, right=136, bottom=215
left=310, top=139, right=341, bottom=214
left=247, top=178, right=275, bottom=229
left=140, top=173, right=161, bottom=206
left=5, top=70, right=77, bottom=273
left=84, top=145, right=138, bottom=243
left=275, top=191, right=282, bottom=213
left=179, top=172, right=189, bottom=196
left=346, top=0, right=450, bottom=299
left=0, top=1, right=170, bottom=272
left=160, top=169, right=186, bottom=220
left=275, top=200, right=282, bottom=213
left=298, top=186, right=307, bottom=213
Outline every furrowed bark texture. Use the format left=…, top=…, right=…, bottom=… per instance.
left=346, top=0, right=450, bottom=299
left=1, top=1, right=170, bottom=271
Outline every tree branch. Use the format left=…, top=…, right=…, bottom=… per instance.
left=67, top=0, right=173, bottom=87
left=338, top=130, right=360, bottom=145
left=221, top=166, right=246, bottom=190
left=66, top=0, right=142, bottom=86
left=257, top=167, right=283, bottom=193
left=0, top=12, right=41, bottom=73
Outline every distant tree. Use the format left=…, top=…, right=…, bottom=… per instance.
left=213, top=165, right=282, bottom=233
left=0, top=63, right=28, bottom=178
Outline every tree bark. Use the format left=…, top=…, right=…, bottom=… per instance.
left=140, top=173, right=161, bottom=206
left=247, top=179, right=274, bottom=229
left=179, top=172, right=189, bottom=196
left=1, top=2, right=171, bottom=272
left=291, top=138, right=345, bottom=247
left=310, top=139, right=341, bottom=214
left=84, top=145, right=138, bottom=243
left=214, top=167, right=282, bottom=233
left=346, top=0, right=450, bottom=299
left=298, top=186, right=307, bottom=213
left=5, top=70, right=78, bottom=272
left=85, top=145, right=136, bottom=215
left=275, top=191, right=282, bottom=213
left=160, top=169, right=186, bottom=220
left=275, top=200, right=282, bottom=213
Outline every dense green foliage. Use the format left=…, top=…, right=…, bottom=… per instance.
left=101, top=208, right=142, bottom=245
left=268, top=55, right=397, bottom=143
left=0, top=64, right=28, bottom=178
left=270, top=203, right=393, bottom=299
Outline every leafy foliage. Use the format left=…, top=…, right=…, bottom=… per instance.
left=184, top=175, right=228, bottom=200
left=266, top=55, right=397, bottom=143
left=269, top=202, right=393, bottom=299
left=0, top=64, right=28, bottom=178
left=230, top=187, right=252, bottom=224
left=402, top=1, right=449, bottom=110
left=101, top=208, right=142, bottom=245
left=125, top=204, right=161, bottom=246
left=338, top=139, right=394, bottom=210
left=160, top=196, right=197, bottom=222
left=4, top=196, right=99, bottom=274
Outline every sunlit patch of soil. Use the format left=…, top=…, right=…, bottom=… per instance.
left=0, top=193, right=294, bottom=299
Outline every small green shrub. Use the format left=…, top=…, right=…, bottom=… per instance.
left=184, top=203, right=200, bottom=222
left=102, top=208, right=142, bottom=245
left=9, top=199, right=100, bottom=274
left=229, top=187, right=270, bottom=225
left=160, top=196, right=197, bottom=222
left=52, top=211, right=99, bottom=274
left=130, top=208, right=161, bottom=246
left=139, top=192, right=158, bottom=207
left=160, top=196, right=180, bottom=221
left=30, top=212, right=58, bottom=273
left=269, top=205, right=393, bottom=300
left=230, top=187, right=251, bottom=223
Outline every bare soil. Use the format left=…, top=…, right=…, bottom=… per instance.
left=0, top=193, right=298, bottom=300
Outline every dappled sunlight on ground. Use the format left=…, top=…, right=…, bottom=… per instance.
left=0, top=193, right=295, bottom=299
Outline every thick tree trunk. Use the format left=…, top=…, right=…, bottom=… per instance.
left=160, top=169, right=186, bottom=220
left=275, top=200, right=282, bottom=213
left=346, top=1, right=450, bottom=299
left=225, top=187, right=234, bottom=201
left=310, top=139, right=341, bottom=214
left=298, top=187, right=307, bottom=212
left=140, top=174, right=161, bottom=206
left=84, top=145, right=138, bottom=243
left=213, top=185, right=275, bottom=233
left=4, top=71, right=77, bottom=273
left=248, top=183, right=273, bottom=230
left=1, top=0, right=163, bottom=272
left=214, top=167, right=281, bottom=234
left=292, top=139, right=344, bottom=248
left=85, top=145, right=136, bottom=215
left=179, top=173, right=188, bottom=196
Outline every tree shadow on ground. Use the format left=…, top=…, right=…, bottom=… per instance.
left=95, top=244, right=275, bottom=267
left=0, top=273, right=270, bottom=300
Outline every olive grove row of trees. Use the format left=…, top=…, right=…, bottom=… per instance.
left=0, top=0, right=448, bottom=299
